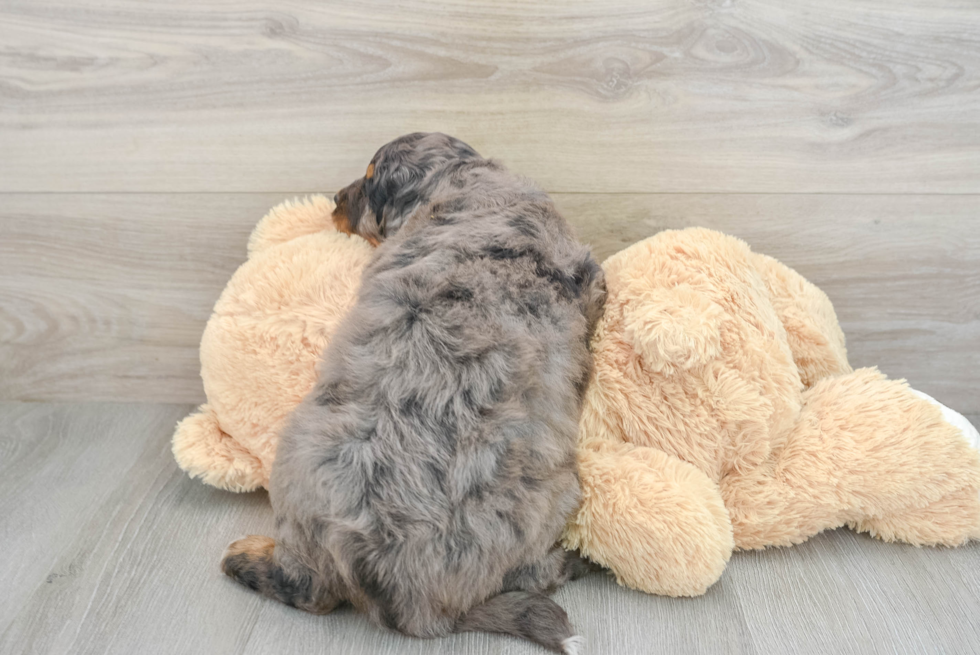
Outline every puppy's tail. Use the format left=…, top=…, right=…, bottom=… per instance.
left=455, top=591, right=584, bottom=654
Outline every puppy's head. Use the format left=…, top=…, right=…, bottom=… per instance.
left=332, top=132, right=480, bottom=244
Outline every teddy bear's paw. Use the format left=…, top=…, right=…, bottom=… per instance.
left=909, top=388, right=980, bottom=509
left=909, top=389, right=980, bottom=452
left=623, top=285, right=725, bottom=375
left=563, top=442, right=734, bottom=597
left=833, top=386, right=980, bottom=544
left=172, top=405, right=268, bottom=493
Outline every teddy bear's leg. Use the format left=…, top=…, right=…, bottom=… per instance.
left=172, top=404, right=268, bottom=493
left=562, top=441, right=734, bottom=597
left=850, top=486, right=980, bottom=545
left=720, top=368, right=980, bottom=549
left=851, top=390, right=980, bottom=545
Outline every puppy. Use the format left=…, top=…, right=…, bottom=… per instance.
left=221, top=133, right=606, bottom=653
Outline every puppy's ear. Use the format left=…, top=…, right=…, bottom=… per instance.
left=367, top=157, right=425, bottom=235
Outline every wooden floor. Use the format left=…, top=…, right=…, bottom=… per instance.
left=2, top=402, right=979, bottom=655
left=2, top=0, right=980, bottom=653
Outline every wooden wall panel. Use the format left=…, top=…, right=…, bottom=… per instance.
left=1, top=0, right=978, bottom=193
left=2, top=193, right=976, bottom=411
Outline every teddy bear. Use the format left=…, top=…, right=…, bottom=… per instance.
left=174, top=200, right=980, bottom=599
left=172, top=196, right=374, bottom=492
left=560, top=227, right=980, bottom=597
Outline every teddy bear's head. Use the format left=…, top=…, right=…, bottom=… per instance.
left=173, top=196, right=375, bottom=492
left=580, top=228, right=817, bottom=482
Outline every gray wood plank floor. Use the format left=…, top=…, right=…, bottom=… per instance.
left=2, top=402, right=979, bottom=655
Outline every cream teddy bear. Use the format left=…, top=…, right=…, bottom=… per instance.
left=561, top=227, right=980, bottom=597
left=172, top=196, right=373, bottom=492
left=174, top=203, right=979, bottom=599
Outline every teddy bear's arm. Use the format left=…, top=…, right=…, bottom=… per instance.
left=563, top=440, right=734, bottom=597
left=247, top=195, right=339, bottom=256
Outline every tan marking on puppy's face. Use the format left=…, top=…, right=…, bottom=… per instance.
left=332, top=202, right=354, bottom=236
left=332, top=177, right=381, bottom=247
left=365, top=162, right=375, bottom=179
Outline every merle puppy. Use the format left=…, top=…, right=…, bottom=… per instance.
left=221, top=133, right=606, bottom=653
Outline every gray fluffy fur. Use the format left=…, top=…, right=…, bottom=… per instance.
left=222, top=133, right=606, bottom=653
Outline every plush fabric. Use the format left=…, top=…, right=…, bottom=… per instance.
left=172, top=196, right=374, bottom=492
left=561, top=227, right=980, bottom=596
left=173, top=204, right=980, bottom=597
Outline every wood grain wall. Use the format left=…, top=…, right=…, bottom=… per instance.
left=1, top=0, right=978, bottom=410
